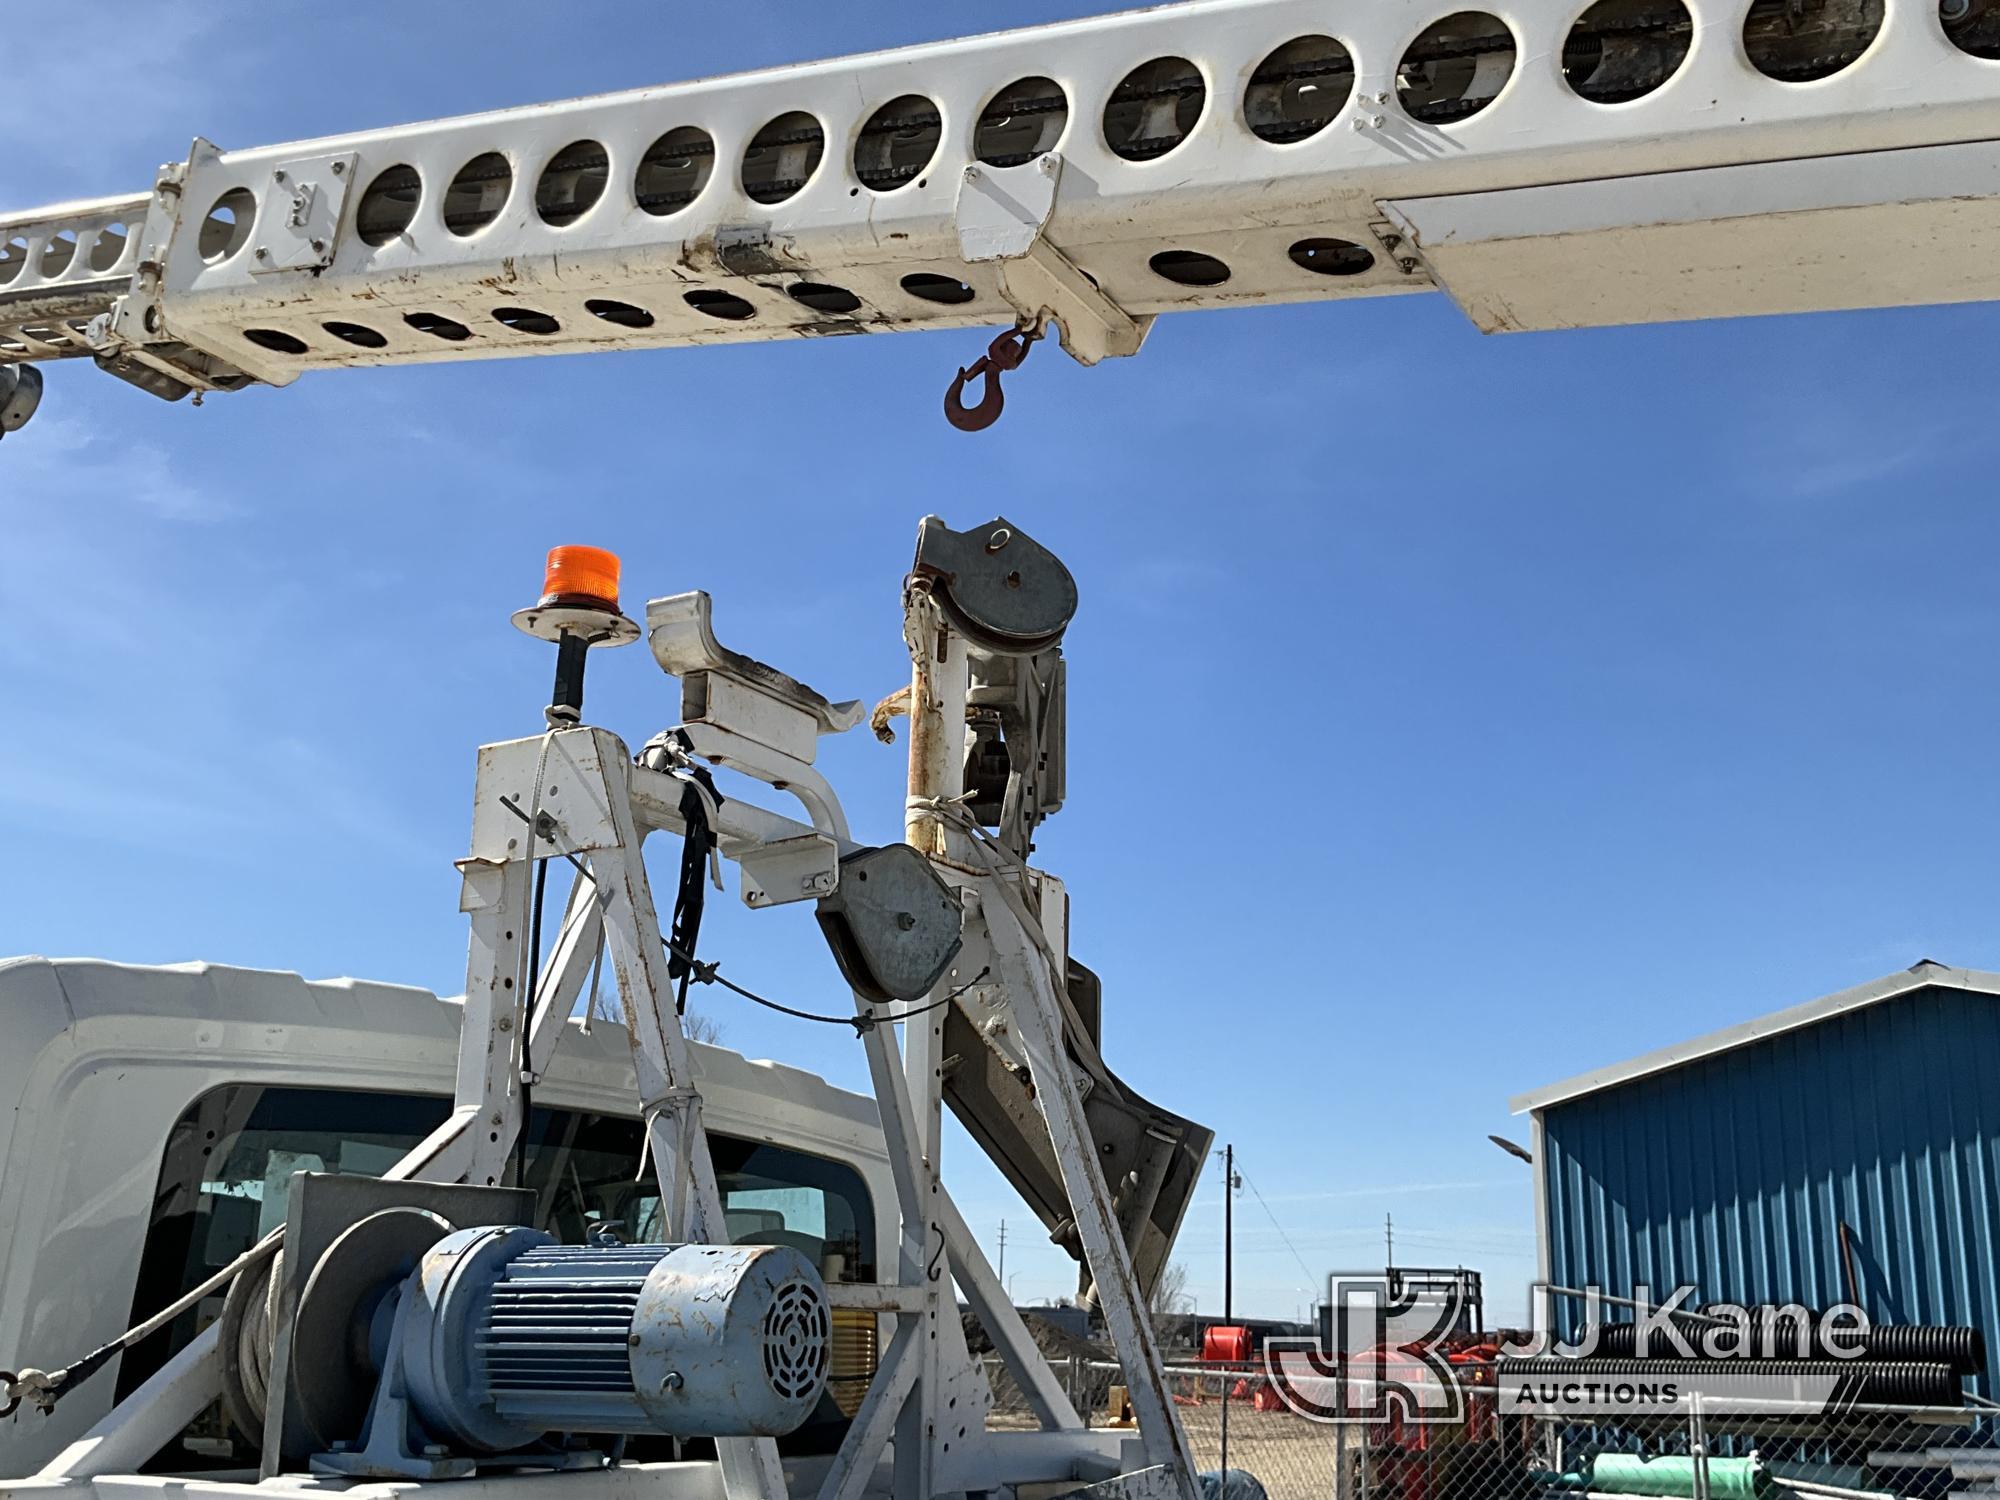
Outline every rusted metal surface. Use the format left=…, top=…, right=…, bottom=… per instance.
left=868, top=684, right=911, bottom=745
left=944, top=323, right=1039, bottom=431
left=901, top=582, right=971, bottom=863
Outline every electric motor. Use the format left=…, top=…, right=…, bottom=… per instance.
left=397, top=1227, right=830, bottom=1451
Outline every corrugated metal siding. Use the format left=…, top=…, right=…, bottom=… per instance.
left=1539, top=984, right=2000, bottom=1397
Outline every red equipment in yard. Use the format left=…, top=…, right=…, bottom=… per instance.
left=1359, top=1340, right=1533, bottom=1500
left=1203, top=1326, right=1253, bottom=1364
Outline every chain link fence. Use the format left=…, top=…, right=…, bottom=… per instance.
left=979, top=1355, right=2000, bottom=1500
left=1484, top=1398, right=1997, bottom=1500
left=982, top=1355, right=1354, bottom=1500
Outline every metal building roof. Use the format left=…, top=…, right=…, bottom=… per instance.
left=1510, top=960, right=2000, bottom=1115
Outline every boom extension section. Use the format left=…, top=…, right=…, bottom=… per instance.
left=7, top=0, right=2000, bottom=432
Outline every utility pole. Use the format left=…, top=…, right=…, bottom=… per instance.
left=1385, top=1212, right=1394, bottom=1272
left=1224, top=1145, right=1237, bottom=1323
left=1221, top=1144, right=1241, bottom=1478
left=998, top=1220, right=1007, bottom=1296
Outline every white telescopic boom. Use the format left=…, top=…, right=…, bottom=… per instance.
left=3, top=0, right=1998, bottom=421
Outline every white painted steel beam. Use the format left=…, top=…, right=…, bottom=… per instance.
left=4, top=0, right=2000, bottom=401
left=33, top=1327, right=220, bottom=1483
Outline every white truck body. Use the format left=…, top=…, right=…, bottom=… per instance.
left=0, top=956, right=896, bottom=1481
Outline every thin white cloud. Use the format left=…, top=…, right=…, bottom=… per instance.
left=7, top=8, right=251, bottom=194
left=4, top=413, right=236, bottom=522
left=1190, top=1177, right=1522, bottom=1209
left=0, top=728, right=432, bottom=863
left=1781, top=430, right=1942, bottom=500
left=1734, top=395, right=1968, bottom=503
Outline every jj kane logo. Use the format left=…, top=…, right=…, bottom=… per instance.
left=1264, top=1280, right=1876, bottom=1423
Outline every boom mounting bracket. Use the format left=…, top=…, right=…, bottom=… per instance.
left=955, top=154, right=1151, bottom=367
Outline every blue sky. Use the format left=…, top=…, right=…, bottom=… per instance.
left=10, top=3, right=2000, bottom=1326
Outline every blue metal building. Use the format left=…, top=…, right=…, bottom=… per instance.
left=1511, top=961, right=2000, bottom=1396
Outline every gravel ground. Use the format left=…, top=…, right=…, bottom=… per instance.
left=989, top=1396, right=1354, bottom=1500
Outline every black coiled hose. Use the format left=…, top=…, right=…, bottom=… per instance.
left=1583, top=1314, right=1985, bottom=1373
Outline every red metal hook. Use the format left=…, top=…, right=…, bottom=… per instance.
left=943, top=324, right=1040, bottom=432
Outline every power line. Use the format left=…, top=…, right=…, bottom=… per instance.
left=1236, top=1165, right=1318, bottom=1289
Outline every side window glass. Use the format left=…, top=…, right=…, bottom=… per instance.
left=125, top=1085, right=878, bottom=1465
left=120, top=1085, right=452, bottom=1462
left=511, top=1112, right=876, bottom=1285
left=711, top=1136, right=876, bottom=1285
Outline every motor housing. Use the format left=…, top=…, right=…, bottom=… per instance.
left=397, top=1227, right=829, bottom=1451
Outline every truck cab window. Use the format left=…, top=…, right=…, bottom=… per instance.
left=121, top=1083, right=877, bottom=1465
left=118, top=1083, right=453, bottom=1433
